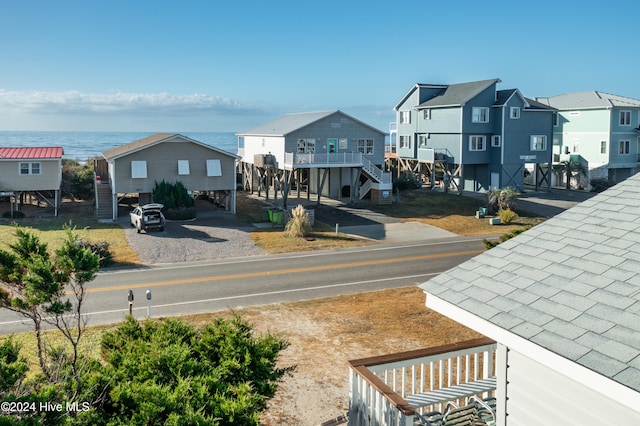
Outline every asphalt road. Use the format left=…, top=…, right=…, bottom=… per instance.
left=0, top=237, right=485, bottom=334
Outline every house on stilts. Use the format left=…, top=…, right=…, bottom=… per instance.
left=236, top=110, right=392, bottom=207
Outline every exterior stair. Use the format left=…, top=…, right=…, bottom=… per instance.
left=95, top=181, right=114, bottom=222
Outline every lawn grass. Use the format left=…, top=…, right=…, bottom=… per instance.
left=369, top=189, right=545, bottom=235
left=0, top=200, right=139, bottom=265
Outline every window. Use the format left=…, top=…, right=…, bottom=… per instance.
left=471, top=107, right=489, bottom=123
left=19, top=162, right=41, bottom=175
left=131, top=160, right=147, bottom=178
left=530, top=135, right=547, bottom=151
left=206, top=159, right=222, bottom=176
left=600, top=141, right=607, bottom=154
left=510, top=107, right=520, bottom=119
left=297, top=138, right=315, bottom=154
left=399, top=135, right=411, bottom=148
left=358, top=138, right=374, bottom=155
left=619, top=140, right=630, bottom=154
left=418, top=134, right=428, bottom=148
left=469, top=135, right=486, bottom=151
left=491, top=135, right=501, bottom=147
left=178, top=160, right=190, bottom=175
left=553, top=113, right=559, bottom=127
left=620, top=110, right=631, bottom=126
left=423, top=109, right=431, bottom=120
left=400, top=110, right=411, bottom=124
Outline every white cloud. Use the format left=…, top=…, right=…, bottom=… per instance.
left=0, top=89, right=253, bottom=115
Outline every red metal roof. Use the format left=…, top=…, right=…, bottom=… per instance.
left=0, top=147, right=63, bottom=159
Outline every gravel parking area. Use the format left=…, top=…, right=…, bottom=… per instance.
left=119, top=207, right=265, bottom=264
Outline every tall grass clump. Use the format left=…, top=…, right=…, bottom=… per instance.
left=285, top=204, right=311, bottom=238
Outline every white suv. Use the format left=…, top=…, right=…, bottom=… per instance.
left=129, top=203, right=165, bottom=233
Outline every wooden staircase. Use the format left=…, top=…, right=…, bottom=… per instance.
left=95, top=181, right=113, bottom=222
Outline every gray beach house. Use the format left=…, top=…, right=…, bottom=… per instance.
left=237, top=110, right=391, bottom=206
left=390, top=78, right=555, bottom=192
left=95, top=134, right=239, bottom=221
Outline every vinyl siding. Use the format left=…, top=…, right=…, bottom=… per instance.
left=506, top=349, right=640, bottom=425
left=111, top=141, right=236, bottom=194
left=0, top=159, right=61, bottom=191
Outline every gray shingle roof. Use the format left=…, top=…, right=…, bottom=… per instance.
left=237, top=110, right=386, bottom=137
left=420, top=174, right=640, bottom=392
left=418, top=79, right=500, bottom=108
left=536, top=91, right=640, bottom=110
left=102, top=133, right=239, bottom=160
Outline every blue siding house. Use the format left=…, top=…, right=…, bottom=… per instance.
left=391, top=79, right=555, bottom=192
left=536, top=91, right=640, bottom=187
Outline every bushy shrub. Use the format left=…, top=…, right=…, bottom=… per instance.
left=152, top=180, right=196, bottom=220
left=590, top=178, right=614, bottom=193
left=487, top=187, right=518, bottom=214
left=75, top=238, right=113, bottom=267
left=484, top=226, right=532, bottom=249
left=393, top=173, right=421, bottom=191
left=498, top=208, right=518, bottom=224
left=61, top=159, right=95, bottom=200
left=285, top=204, right=311, bottom=237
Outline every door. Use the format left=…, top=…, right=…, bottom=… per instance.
left=491, top=172, right=500, bottom=189
left=327, top=138, right=337, bottom=162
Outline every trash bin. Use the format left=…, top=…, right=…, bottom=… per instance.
left=272, top=211, right=283, bottom=224
left=268, top=209, right=274, bottom=222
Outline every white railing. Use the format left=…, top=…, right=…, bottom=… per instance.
left=284, top=152, right=363, bottom=166
left=362, top=157, right=392, bottom=184
left=348, top=338, right=497, bottom=426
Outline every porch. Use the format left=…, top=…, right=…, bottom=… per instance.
left=348, top=337, right=497, bottom=426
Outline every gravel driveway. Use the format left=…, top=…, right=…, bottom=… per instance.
left=119, top=208, right=265, bottom=264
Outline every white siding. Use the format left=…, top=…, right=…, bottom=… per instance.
left=506, top=349, right=640, bottom=425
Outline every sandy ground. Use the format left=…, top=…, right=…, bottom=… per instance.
left=192, top=286, right=482, bottom=426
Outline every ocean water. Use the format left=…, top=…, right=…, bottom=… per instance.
left=0, top=131, right=238, bottom=163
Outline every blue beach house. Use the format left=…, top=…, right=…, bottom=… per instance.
left=536, top=91, right=640, bottom=188
left=390, top=78, right=555, bottom=192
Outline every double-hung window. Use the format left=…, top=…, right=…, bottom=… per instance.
left=620, top=110, right=631, bottom=126
left=619, top=140, right=630, bottom=154
left=600, top=141, right=607, bottom=154
left=531, top=135, right=547, bottom=151
left=418, top=134, right=428, bottom=148
left=400, top=111, right=411, bottom=124
left=19, top=162, right=41, bottom=175
left=469, top=135, right=486, bottom=151
left=510, top=107, right=520, bottom=119
left=358, top=138, right=374, bottom=155
left=491, top=135, right=501, bottom=147
left=472, top=107, right=489, bottom=123
left=399, top=135, right=410, bottom=148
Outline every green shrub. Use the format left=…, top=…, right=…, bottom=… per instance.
left=487, top=187, right=518, bottom=214
left=152, top=180, right=195, bottom=210
left=61, top=158, right=95, bottom=200
left=75, top=238, right=113, bottom=267
left=498, top=208, right=518, bottom=224
left=393, top=173, right=421, bottom=191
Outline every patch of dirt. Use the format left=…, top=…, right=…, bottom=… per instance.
left=185, top=286, right=482, bottom=426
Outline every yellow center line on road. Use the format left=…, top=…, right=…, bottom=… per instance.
left=83, top=249, right=483, bottom=294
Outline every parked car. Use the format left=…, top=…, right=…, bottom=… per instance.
left=129, top=203, right=165, bottom=233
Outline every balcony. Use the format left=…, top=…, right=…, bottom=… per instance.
left=283, top=152, right=364, bottom=169
left=348, top=337, right=497, bottom=426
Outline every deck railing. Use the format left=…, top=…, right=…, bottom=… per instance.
left=284, top=152, right=363, bottom=167
left=348, top=337, right=497, bottom=426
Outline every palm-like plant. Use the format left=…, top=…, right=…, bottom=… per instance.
left=561, top=159, right=588, bottom=189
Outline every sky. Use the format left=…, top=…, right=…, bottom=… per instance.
left=1, top=0, right=639, bottom=133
